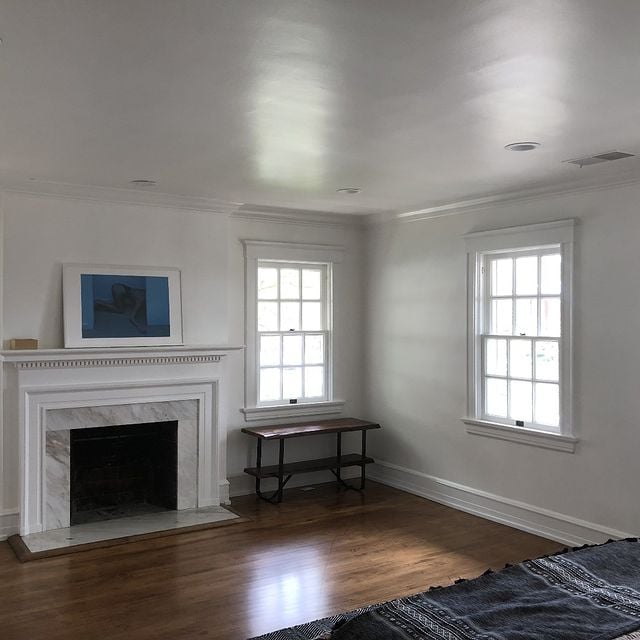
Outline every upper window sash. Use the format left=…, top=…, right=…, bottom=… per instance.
left=256, top=261, right=329, bottom=332
left=481, top=249, right=562, bottom=339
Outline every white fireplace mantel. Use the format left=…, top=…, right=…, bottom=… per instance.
left=1, top=344, right=244, bottom=369
left=2, top=345, right=243, bottom=536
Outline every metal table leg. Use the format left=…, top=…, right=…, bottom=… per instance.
left=361, top=429, right=367, bottom=490
left=276, top=439, right=285, bottom=503
left=255, top=438, right=262, bottom=497
left=336, top=432, right=342, bottom=488
left=255, top=437, right=292, bottom=503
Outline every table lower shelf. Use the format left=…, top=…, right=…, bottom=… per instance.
left=244, top=453, right=374, bottom=479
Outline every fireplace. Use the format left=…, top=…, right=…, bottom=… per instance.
left=70, top=421, right=178, bottom=525
left=2, top=345, right=239, bottom=537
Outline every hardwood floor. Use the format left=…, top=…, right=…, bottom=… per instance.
left=0, top=482, right=562, bottom=640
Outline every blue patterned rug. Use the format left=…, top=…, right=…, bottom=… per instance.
left=250, top=538, right=640, bottom=640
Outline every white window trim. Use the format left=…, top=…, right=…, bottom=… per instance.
left=462, top=219, right=576, bottom=453
left=241, top=240, right=345, bottom=421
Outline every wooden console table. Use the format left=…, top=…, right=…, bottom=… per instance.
left=242, top=417, right=381, bottom=503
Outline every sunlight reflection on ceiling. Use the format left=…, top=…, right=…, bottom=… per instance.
left=250, top=15, right=335, bottom=190
left=471, top=3, right=576, bottom=143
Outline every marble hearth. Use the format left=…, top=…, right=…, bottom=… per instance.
left=2, top=346, right=242, bottom=542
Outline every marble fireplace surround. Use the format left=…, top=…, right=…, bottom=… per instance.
left=3, top=346, right=239, bottom=536
left=45, top=399, right=199, bottom=530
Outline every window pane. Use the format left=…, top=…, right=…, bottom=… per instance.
left=510, top=380, right=533, bottom=422
left=280, top=268, right=300, bottom=299
left=283, top=367, right=302, bottom=399
left=260, top=335, right=281, bottom=366
left=280, top=302, right=300, bottom=331
left=535, top=382, right=560, bottom=428
left=305, top=334, right=324, bottom=364
left=282, top=335, right=303, bottom=365
left=302, top=302, right=322, bottom=331
left=509, top=339, right=532, bottom=379
left=258, top=267, right=278, bottom=299
left=258, top=302, right=278, bottom=331
left=304, top=366, right=324, bottom=398
left=491, top=258, right=512, bottom=296
left=515, top=298, right=537, bottom=336
left=515, top=256, right=538, bottom=295
left=540, top=298, right=561, bottom=337
left=485, top=338, right=507, bottom=376
left=535, top=341, right=559, bottom=381
left=491, top=299, right=513, bottom=335
left=302, top=269, right=322, bottom=300
left=541, top=254, right=561, bottom=295
left=486, top=378, right=507, bottom=417
left=259, top=368, right=281, bottom=402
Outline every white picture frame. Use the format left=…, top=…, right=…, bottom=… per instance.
left=63, top=264, right=183, bottom=348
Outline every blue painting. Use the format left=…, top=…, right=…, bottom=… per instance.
left=80, top=274, right=171, bottom=338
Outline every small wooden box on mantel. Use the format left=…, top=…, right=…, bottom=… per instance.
left=9, top=338, right=39, bottom=350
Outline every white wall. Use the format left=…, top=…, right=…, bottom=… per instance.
left=5, top=181, right=638, bottom=545
left=2, top=193, right=230, bottom=347
left=0, top=191, right=366, bottom=523
left=364, top=182, right=640, bottom=543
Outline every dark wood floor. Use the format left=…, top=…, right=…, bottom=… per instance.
left=0, top=481, right=562, bottom=640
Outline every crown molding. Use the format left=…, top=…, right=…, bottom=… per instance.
left=377, top=172, right=640, bottom=225
left=232, top=205, right=366, bottom=230
left=0, top=181, right=368, bottom=228
left=1, top=181, right=243, bottom=215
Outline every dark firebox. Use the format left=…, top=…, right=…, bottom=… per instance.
left=70, top=421, right=178, bottom=525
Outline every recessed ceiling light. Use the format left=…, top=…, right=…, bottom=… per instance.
left=504, top=142, right=541, bottom=152
left=129, top=179, right=157, bottom=187
left=336, top=187, right=361, bottom=194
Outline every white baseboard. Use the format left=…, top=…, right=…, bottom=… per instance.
left=229, top=468, right=360, bottom=498
left=6, top=466, right=628, bottom=547
left=219, top=480, right=230, bottom=505
left=368, top=460, right=634, bottom=547
left=0, top=510, right=19, bottom=540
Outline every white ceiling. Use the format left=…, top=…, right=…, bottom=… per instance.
left=2, top=0, right=640, bottom=217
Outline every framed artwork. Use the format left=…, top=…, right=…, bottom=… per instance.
left=63, top=264, right=183, bottom=348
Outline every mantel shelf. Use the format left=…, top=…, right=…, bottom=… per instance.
left=1, top=345, right=245, bottom=369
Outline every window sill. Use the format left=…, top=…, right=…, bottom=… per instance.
left=241, top=400, right=345, bottom=422
left=462, top=418, right=577, bottom=453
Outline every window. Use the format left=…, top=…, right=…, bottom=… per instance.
left=242, top=241, right=344, bottom=421
left=256, top=262, right=328, bottom=404
left=464, top=220, right=576, bottom=452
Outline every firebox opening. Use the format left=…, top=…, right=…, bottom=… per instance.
left=70, top=421, right=178, bottom=526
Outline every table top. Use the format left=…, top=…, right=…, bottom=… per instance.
left=241, top=417, right=381, bottom=440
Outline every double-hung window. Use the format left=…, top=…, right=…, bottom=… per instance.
left=464, top=220, right=576, bottom=452
left=242, top=240, right=345, bottom=421
left=256, top=261, right=329, bottom=404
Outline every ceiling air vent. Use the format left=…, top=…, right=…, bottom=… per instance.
left=564, top=150, right=635, bottom=168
